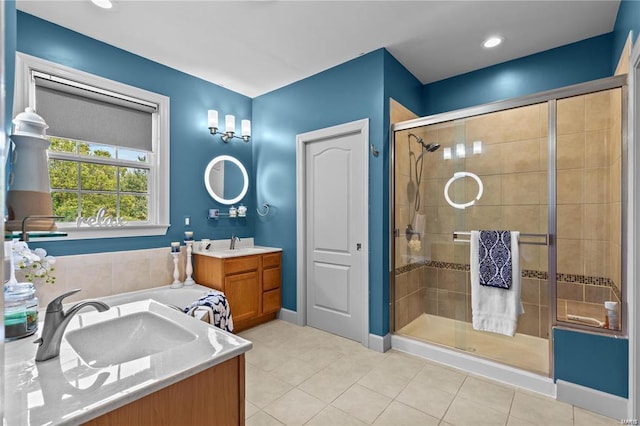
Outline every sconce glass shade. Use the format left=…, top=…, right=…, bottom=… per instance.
left=208, top=110, right=218, bottom=129
left=456, top=143, right=466, bottom=158
left=241, top=120, right=251, bottom=138
left=225, top=115, right=235, bottom=133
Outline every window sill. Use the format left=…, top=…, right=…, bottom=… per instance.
left=26, top=224, right=170, bottom=241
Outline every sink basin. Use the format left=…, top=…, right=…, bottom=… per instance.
left=65, top=310, right=197, bottom=367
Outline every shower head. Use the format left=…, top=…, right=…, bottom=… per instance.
left=409, top=133, right=440, bottom=153
left=425, top=143, right=440, bottom=152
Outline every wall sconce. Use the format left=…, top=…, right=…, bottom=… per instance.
left=207, top=110, right=251, bottom=143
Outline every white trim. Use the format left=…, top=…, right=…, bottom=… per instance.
left=556, top=380, right=629, bottom=420
left=296, top=118, right=370, bottom=347
left=14, top=53, right=170, bottom=240
left=276, top=308, right=299, bottom=325
left=391, top=334, right=556, bottom=397
left=368, top=333, right=391, bottom=353
left=628, top=32, right=640, bottom=422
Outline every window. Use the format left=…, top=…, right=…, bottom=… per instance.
left=14, top=53, right=169, bottom=239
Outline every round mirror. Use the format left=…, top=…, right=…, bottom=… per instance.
left=204, top=155, right=249, bottom=205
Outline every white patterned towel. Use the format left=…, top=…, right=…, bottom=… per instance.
left=184, top=290, right=234, bottom=333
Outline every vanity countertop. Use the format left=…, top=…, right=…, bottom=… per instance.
left=4, top=287, right=252, bottom=426
left=192, top=237, right=282, bottom=258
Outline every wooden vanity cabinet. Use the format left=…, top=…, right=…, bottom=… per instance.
left=84, top=354, right=245, bottom=426
left=194, top=252, right=282, bottom=332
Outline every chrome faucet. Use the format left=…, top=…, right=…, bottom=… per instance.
left=229, top=234, right=241, bottom=250
left=34, top=289, right=110, bottom=362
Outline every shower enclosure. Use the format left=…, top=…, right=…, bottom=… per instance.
left=391, top=75, right=626, bottom=377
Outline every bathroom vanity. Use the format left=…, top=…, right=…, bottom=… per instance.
left=193, top=244, right=282, bottom=332
left=3, top=287, right=252, bottom=425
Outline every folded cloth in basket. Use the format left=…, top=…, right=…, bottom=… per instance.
left=183, top=290, right=234, bottom=332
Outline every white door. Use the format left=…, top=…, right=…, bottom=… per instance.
left=297, top=119, right=368, bottom=343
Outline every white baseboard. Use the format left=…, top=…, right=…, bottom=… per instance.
left=277, top=308, right=298, bottom=325
left=556, top=379, right=629, bottom=420
left=391, top=334, right=556, bottom=397
left=369, top=333, right=391, bottom=353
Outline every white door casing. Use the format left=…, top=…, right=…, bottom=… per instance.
left=296, top=118, right=369, bottom=345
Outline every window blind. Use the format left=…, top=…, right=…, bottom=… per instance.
left=34, top=74, right=156, bottom=152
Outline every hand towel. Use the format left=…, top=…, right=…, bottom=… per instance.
left=184, top=290, right=234, bottom=333
left=470, top=230, right=524, bottom=336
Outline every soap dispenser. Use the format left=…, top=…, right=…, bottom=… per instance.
left=238, top=204, right=247, bottom=217
left=229, top=205, right=237, bottom=218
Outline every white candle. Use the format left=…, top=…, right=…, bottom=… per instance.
left=184, top=231, right=194, bottom=241
left=171, top=241, right=180, bottom=253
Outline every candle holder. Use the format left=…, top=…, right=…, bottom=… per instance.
left=170, top=251, right=183, bottom=289
left=183, top=240, right=195, bottom=286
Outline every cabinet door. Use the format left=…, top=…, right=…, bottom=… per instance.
left=225, top=271, right=260, bottom=323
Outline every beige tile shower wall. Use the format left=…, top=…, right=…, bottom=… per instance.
left=394, top=266, right=425, bottom=330
left=23, top=247, right=182, bottom=307
left=419, top=104, right=547, bottom=270
left=556, top=91, right=615, bottom=282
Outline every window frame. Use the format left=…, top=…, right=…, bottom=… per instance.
left=14, top=53, right=170, bottom=240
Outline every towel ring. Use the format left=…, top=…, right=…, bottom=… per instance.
left=257, top=203, right=270, bottom=217
left=444, top=172, right=484, bottom=210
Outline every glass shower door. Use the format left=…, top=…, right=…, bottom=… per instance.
left=393, top=101, right=551, bottom=376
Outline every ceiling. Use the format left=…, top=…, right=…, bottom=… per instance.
left=17, top=1, right=621, bottom=98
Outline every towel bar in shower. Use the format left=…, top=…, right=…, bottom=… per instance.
left=452, top=231, right=549, bottom=246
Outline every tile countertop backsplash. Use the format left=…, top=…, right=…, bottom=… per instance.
left=22, top=246, right=191, bottom=308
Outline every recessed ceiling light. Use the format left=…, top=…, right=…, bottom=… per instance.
left=483, top=36, right=503, bottom=49
left=91, top=0, right=113, bottom=9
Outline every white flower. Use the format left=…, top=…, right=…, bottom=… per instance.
left=11, top=241, right=56, bottom=284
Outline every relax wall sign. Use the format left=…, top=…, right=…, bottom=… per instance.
left=77, top=207, right=126, bottom=228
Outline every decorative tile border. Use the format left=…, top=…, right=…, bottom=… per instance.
left=395, top=260, right=619, bottom=291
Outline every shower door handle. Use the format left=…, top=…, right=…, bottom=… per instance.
left=356, top=243, right=362, bottom=251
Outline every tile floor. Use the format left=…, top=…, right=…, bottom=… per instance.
left=239, top=320, right=620, bottom=426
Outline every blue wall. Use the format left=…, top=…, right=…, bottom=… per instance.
left=252, top=49, right=387, bottom=334
left=554, top=328, right=628, bottom=397
left=613, top=0, right=640, bottom=71
left=423, top=33, right=615, bottom=115
left=16, top=12, right=253, bottom=256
